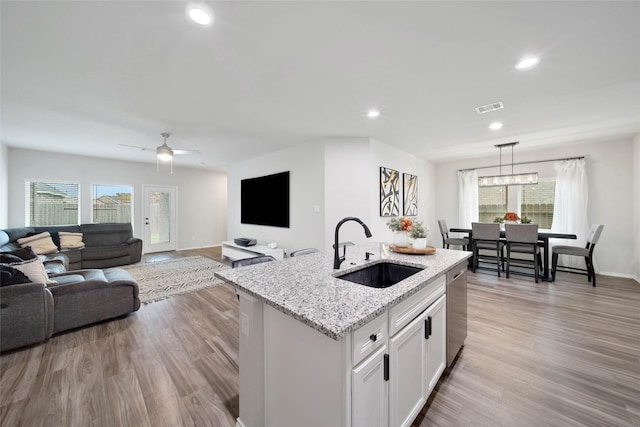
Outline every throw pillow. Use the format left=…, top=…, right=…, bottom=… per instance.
left=58, top=232, right=85, bottom=250
left=0, top=264, right=32, bottom=287
left=0, top=246, right=38, bottom=262
left=17, top=232, right=59, bottom=255
left=2, top=257, right=57, bottom=285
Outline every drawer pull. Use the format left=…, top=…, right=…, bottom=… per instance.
left=369, top=333, right=377, bottom=342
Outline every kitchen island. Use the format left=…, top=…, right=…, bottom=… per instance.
left=215, top=242, right=470, bottom=427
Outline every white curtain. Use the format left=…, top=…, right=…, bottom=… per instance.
left=551, top=158, right=590, bottom=269
left=457, top=170, right=478, bottom=228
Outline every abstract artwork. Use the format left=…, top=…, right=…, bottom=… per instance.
left=380, top=167, right=400, bottom=217
left=403, top=173, right=418, bottom=216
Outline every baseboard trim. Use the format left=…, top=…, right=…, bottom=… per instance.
left=178, top=244, right=222, bottom=251
left=599, top=271, right=640, bottom=284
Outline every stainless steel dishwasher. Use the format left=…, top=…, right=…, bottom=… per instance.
left=446, top=261, right=467, bottom=367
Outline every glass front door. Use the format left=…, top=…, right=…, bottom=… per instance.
left=143, top=185, right=177, bottom=253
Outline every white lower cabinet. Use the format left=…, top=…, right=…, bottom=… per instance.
left=389, top=310, right=427, bottom=427
left=351, top=285, right=447, bottom=427
left=352, top=345, right=389, bottom=427
left=425, top=294, right=447, bottom=395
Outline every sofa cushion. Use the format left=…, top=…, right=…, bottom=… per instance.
left=81, top=244, right=130, bottom=261
left=59, top=232, right=85, bottom=250
left=0, top=246, right=38, bottom=263
left=17, top=232, right=59, bottom=255
left=80, top=223, right=133, bottom=247
left=1, top=257, right=56, bottom=285
left=0, top=265, right=32, bottom=286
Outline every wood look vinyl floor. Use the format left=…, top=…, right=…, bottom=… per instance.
left=2, top=247, right=639, bottom=427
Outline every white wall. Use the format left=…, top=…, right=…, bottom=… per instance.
left=0, top=143, right=8, bottom=228
left=227, top=137, right=435, bottom=255
left=7, top=148, right=227, bottom=251
left=633, top=134, right=640, bottom=283
left=227, top=140, right=325, bottom=255
left=434, top=137, right=637, bottom=278
left=369, top=139, right=434, bottom=247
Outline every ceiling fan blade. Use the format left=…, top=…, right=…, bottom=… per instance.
left=173, top=149, right=201, bottom=155
left=119, top=143, right=154, bottom=151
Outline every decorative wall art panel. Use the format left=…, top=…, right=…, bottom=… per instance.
left=380, top=167, right=400, bottom=217
left=403, top=173, right=418, bottom=216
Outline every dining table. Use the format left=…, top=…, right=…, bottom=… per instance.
left=449, top=227, right=577, bottom=281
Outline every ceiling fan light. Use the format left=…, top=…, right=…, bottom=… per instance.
left=157, top=145, right=173, bottom=161
left=187, top=5, right=213, bottom=26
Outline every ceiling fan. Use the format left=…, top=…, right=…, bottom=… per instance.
left=120, top=133, right=200, bottom=174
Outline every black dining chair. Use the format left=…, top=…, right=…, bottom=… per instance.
left=505, top=224, right=543, bottom=283
left=551, top=224, right=604, bottom=287
left=471, top=222, right=504, bottom=277
left=438, top=219, right=469, bottom=250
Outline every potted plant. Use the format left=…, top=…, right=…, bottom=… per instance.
left=386, top=217, right=413, bottom=247
left=409, top=220, right=429, bottom=249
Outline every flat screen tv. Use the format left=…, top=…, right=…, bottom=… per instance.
left=241, top=171, right=290, bottom=228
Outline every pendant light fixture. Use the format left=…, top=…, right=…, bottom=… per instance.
left=479, top=142, right=538, bottom=187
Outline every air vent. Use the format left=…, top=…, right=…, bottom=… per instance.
left=475, top=101, right=504, bottom=114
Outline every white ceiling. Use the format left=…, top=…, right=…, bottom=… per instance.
left=2, top=1, right=640, bottom=171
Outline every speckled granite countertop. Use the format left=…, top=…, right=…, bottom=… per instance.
left=214, top=242, right=470, bottom=340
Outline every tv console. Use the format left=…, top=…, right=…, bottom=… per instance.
left=221, top=240, right=285, bottom=261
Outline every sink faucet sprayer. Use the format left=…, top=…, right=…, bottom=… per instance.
left=334, top=217, right=372, bottom=269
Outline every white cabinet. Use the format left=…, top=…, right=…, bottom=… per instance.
left=221, top=240, right=284, bottom=260
left=352, top=345, right=388, bottom=427
left=389, top=311, right=427, bottom=427
left=425, top=294, right=446, bottom=394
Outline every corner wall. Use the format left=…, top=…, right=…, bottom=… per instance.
left=227, top=137, right=435, bottom=255
left=0, top=143, right=8, bottom=228
left=7, top=148, right=227, bottom=251
left=434, top=137, right=636, bottom=278
left=633, top=134, right=640, bottom=283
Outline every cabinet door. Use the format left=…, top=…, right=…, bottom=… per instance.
left=352, top=345, right=388, bottom=427
left=425, top=294, right=447, bottom=394
left=389, top=311, right=427, bottom=427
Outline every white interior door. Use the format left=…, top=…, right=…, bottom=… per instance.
left=143, top=185, right=177, bottom=253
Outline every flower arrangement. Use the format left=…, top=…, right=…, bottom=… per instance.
left=493, top=217, right=504, bottom=224
left=387, top=217, right=413, bottom=232
left=521, top=215, right=532, bottom=224
left=409, top=220, right=428, bottom=239
left=503, top=212, right=520, bottom=222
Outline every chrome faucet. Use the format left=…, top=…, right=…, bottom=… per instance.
left=334, top=217, right=372, bottom=269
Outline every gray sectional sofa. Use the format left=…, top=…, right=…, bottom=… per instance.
left=0, top=223, right=143, bottom=353
left=0, top=223, right=143, bottom=270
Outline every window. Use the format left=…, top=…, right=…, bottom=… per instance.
left=478, top=180, right=556, bottom=228
left=521, top=180, right=555, bottom=229
left=478, top=186, right=507, bottom=223
left=92, top=184, right=133, bottom=224
left=25, top=180, right=79, bottom=226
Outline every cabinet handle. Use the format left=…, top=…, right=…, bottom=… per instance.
left=369, top=333, right=377, bottom=342
left=383, top=354, right=389, bottom=381
left=425, top=316, right=432, bottom=339
left=452, top=270, right=464, bottom=280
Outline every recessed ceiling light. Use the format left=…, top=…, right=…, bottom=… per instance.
left=489, top=122, right=503, bottom=130
left=188, top=6, right=213, bottom=26
left=367, top=109, right=380, bottom=119
left=515, top=57, right=539, bottom=70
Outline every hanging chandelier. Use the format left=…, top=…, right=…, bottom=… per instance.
left=478, top=142, right=538, bottom=187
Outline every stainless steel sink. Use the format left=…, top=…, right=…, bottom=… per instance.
left=336, top=262, right=424, bottom=288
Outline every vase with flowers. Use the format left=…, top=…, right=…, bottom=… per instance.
left=387, top=217, right=413, bottom=247
left=503, top=212, right=520, bottom=224
left=409, top=220, right=429, bottom=249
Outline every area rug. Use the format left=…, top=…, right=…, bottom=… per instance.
left=122, top=256, right=230, bottom=304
